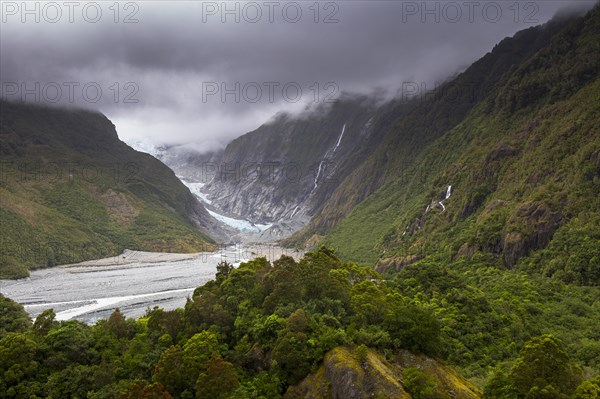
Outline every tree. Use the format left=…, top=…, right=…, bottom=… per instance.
left=0, top=294, right=31, bottom=338
left=32, top=309, right=58, bottom=336
left=485, top=335, right=586, bottom=399
left=572, top=377, right=600, bottom=399
left=402, top=367, right=438, bottom=399
left=0, top=333, right=38, bottom=388
left=195, top=355, right=239, bottom=399
left=153, top=346, right=186, bottom=397
left=272, top=311, right=313, bottom=385
left=215, top=261, right=234, bottom=285
left=106, top=308, right=129, bottom=339
left=384, top=298, right=442, bottom=356
left=119, top=380, right=173, bottom=399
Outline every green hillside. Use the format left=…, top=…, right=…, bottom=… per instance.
left=0, top=101, right=216, bottom=279
left=321, top=6, right=599, bottom=288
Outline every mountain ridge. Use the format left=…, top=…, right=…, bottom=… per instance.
left=0, top=100, right=224, bottom=278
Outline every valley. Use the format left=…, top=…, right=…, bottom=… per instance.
left=1, top=3, right=599, bottom=398
left=0, top=245, right=303, bottom=324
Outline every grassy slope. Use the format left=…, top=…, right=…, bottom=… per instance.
left=324, top=7, right=600, bottom=284
left=0, top=101, right=215, bottom=279
left=288, top=14, right=575, bottom=248
left=319, top=8, right=600, bottom=381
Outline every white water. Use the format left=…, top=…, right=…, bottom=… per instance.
left=311, top=122, right=347, bottom=193
left=291, top=205, right=301, bottom=218
left=313, top=160, right=325, bottom=191
left=333, top=123, right=346, bottom=152
left=438, top=185, right=452, bottom=212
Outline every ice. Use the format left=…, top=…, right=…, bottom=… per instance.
left=185, top=181, right=212, bottom=204
left=207, top=209, right=272, bottom=233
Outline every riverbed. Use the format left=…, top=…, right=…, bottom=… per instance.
left=0, top=245, right=303, bottom=324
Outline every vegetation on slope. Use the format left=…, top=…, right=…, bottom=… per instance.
left=0, top=101, right=216, bottom=279
left=0, top=247, right=598, bottom=398
left=289, top=9, right=580, bottom=247
left=322, top=6, right=599, bottom=289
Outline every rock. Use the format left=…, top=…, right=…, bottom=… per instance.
left=456, top=242, right=477, bottom=258
left=376, top=254, right=424, bottom=273
left=285, top=347, right=405, bottom=399
left=484, top=142, right=520, bottom=163
left=285, top=346, right=482, bottom=399
left=502, top=201, right=563, bottom=268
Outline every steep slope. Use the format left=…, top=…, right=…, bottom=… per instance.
left=186, top=95, right=412, bottom=239
left=321, top=5, right=600, bottom=284
left=290, top=10, right=584, bottom=248
left=0, top=101, right=221, bottom=279
left=155, top=11, right=578, bottom=245
left=285, top=346, right=481, bottom=399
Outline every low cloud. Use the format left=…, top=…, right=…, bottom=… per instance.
left=1, top=0, right=595, bottom=150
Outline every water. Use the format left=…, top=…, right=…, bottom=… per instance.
left=0, top=245, right=300, bottom=324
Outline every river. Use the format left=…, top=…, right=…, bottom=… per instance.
left=0, top=245, right=303, bottom=324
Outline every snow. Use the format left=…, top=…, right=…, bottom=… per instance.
left=207, top=209, right=272, bottom=233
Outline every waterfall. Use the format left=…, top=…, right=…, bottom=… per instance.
left=311, top=123, right=347, bottom=193
left=333, top=123, right=346, bottom=152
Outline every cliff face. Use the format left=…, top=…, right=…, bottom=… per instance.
left=166, top=95, right=411, bottom=240
left=285, top=346, right=482, bottom=399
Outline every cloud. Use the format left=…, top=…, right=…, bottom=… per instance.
left=1, top=0, right=596, bottom=150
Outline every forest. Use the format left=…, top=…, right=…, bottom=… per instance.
left=1, top=247, right=598, bottom=398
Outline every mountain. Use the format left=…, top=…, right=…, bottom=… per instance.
left=290, top=8, right=599, bottom=255
left=316, top=5, right=600, bottom=286
left=0, top=100, right=223, bottom=279
left=165, top=6, right=598, bottom=255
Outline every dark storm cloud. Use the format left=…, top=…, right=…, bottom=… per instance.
left=0, top=0, right=596, bottom=151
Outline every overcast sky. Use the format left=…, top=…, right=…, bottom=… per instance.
left=1, top=0, right=596, bottom=152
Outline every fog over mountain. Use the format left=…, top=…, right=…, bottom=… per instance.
left=0, top=0, right=595, bottom=151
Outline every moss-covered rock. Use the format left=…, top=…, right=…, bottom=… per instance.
left=285, top=346, right=481, bottom=399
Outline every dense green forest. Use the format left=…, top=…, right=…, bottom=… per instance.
left=1, top=247, right=598, bottom=398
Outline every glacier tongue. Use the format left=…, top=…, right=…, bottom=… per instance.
left=179, top=177, right=271, bottom=233
left=207, top=209, right=272, bottom=233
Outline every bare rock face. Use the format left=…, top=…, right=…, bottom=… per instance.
left=324, top=349, right=369, bottom=399
left=285, top=347, right=405, bottom=399
left=502, top=201, right=563, bottom=267
left=376, top=254, right=424, bottom=274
